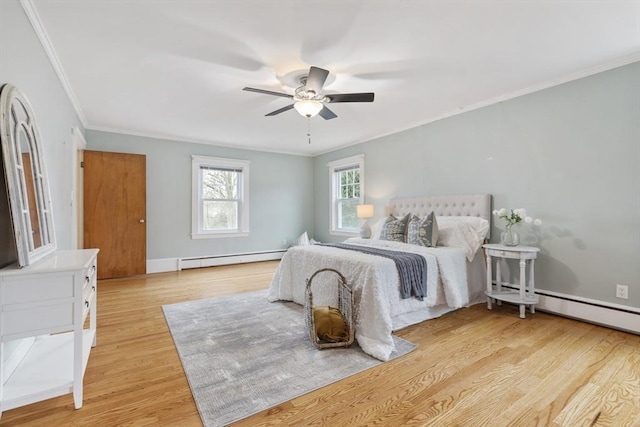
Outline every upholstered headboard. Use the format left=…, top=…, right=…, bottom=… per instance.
left=388, top=194, right=492, bottom=238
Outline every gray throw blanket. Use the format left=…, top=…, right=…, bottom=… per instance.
left=322, top=243, right=427, bottom=300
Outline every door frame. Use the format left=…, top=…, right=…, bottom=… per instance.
left=71, top=126, right=86, bottom=250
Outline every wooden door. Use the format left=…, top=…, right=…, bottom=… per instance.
left=83, top=151, right=146, bottom=279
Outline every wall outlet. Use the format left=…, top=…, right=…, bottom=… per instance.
left=616, top=284, right=629, bottom=299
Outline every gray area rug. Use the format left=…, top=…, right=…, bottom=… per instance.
left=162, top=289, right=416, bottom=427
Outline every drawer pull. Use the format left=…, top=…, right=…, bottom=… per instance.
left=85, top=301, right=89, bottom=308
left=92, top=285, right=96, bottom=291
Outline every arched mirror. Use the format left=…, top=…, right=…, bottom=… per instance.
left=0, top=84, right=56, bottom=267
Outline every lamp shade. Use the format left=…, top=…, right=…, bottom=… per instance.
left=293, top=100, right=323, bottom=117
left=356, top=204, right=374, bottom=218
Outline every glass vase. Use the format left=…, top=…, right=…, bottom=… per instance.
left=501, top=226, right=520, bottom=246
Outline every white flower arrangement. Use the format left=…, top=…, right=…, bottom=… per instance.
left=493, top=207, right=542, bottom=228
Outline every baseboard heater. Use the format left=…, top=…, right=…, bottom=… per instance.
left=496, top=282, right=640, bottom=335
left=178, top=249, right=286, bottom=270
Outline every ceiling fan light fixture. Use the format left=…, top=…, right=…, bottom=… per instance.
left=294, top=99, right=323, bottom=118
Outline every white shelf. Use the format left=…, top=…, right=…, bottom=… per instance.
left=2, top=329, right=95, bottom=411
left=485, top=290, right=539, bottom=305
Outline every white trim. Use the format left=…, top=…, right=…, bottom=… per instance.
left=20, top=0, right=639, bottom=161
left=533, top=287, right=640, bottom=314
left=191, top=231, right=249, bottom=239
left=86, top=125, right=313, bottom=157
left=191, top=155, right=250, bottom=239
left=146, top=258, right=181, bottom=274
left=179, top=250, right=285, bottom=270
left=70, top=127, right=86, bottom=250
left=537, top=294, right=639, bottom=335
left=328, top=154, right=365, bottom=235
left=19, top=0, right=87, bottom=127
left=329, top=230, right=359, bottom=237
left=145, top=250, right=286, bottom=273
left=84, top=55, right=640, bottom=159
left=326, top=154, right=366, bottom=170
left=71, top=126, right=87, bottom=150
left=496, top=282, right=639, bottom=335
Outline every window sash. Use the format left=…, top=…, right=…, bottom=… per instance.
left=201, top=167, right=240, bottom=202
left=328, top=155, right=364, bottom=235
left=202, top=200, right=238, bottom=231
left=192, top=155, right=250, bottom=238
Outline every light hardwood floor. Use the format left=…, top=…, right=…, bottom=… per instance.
left=1, top=261, right=638, bottom=426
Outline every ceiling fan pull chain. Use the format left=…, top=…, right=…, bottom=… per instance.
left=307, top=117, right=312, bottom=144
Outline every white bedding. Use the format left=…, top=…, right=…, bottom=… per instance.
left=268, top=238, right=472, bottom=361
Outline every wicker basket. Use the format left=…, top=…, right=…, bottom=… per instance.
left=304, top=268, right=354, bottom=349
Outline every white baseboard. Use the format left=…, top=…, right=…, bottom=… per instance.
left=146, top=258, right=181, bottom=274
left=497, top=283, right=639, bottom=335
left=146, top=250, right=286, bottom=274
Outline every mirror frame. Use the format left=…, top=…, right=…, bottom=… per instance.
left=0, top=84, right=56, bottom=267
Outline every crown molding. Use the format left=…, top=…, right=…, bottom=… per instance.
left=17, top=0, right=639, bottom=158
left=85, top=125, right=313, bottom=157
left=314, top=53, right=640, bottom=156
left=20, top=0, right=88, bottom=127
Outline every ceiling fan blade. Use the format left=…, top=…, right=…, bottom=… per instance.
left=243, top=87, right=293, bottom=99
left=318, top=105, right=337, bottom=120
left=305, top=66, right=330, bottom=94
left=326, top=92, right=375, bottom=103
left=265, top=104, right=295, bottom=116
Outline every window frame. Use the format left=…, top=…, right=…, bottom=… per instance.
left=328, top=154, right=365, bottom=236
left=191, top=155, right=250, bottom=239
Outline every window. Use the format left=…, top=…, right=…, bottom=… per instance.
left=328, top=155, right=364, bottom=235
left=192, top=155, right=249, bottom=238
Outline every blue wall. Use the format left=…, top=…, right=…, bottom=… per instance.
left=86, top=131, right=314, bottom=259
left=314, top=63, right=640, bottom=308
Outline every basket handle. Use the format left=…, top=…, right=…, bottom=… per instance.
left=305, top=268, right=348, bottom=293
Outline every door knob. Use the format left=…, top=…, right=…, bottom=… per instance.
left=139, top=219, right=145, bottom=223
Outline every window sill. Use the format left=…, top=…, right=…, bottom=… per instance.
left=191, top=232, right=249, bottom=239
left=329, top=230, right=359, bottom=237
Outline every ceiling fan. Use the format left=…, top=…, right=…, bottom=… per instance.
left=243, top=66, right=374, bottom=120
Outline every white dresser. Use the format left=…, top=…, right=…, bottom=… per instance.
left=0, top=248, right=99, bottom=416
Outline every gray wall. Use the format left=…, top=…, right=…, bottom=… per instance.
left=86, top=131, right=314, bottom=259
left=314, top=63, right=640, bottom=309
left=0, top=0, right=83, bottom=253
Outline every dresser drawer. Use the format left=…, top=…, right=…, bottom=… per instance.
left=84, top=262, right=97, bottom=284
left=488, top=248, right=521, bottom=259
left=82, top=281, right=96, bottom=319
left=1, top=275, right=76, bottom=305
left=2, top=302, right=74, bottom=336
left=82, top=282, right=95, bottom=303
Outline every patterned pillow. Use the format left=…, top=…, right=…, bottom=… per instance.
left=407, top=212, right=439, bottom=247
left=380, top=214, right=410, bottom=242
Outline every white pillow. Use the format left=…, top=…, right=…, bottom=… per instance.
left=292, top=231, right=310, bottom=246
left=436, top=216, right=489, bottom=261
left=369, top=217, right=387, bottom=240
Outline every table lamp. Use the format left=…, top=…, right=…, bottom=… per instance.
left=356, top=204, right=374, bottom=238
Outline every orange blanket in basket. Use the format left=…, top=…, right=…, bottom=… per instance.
left=313, top=306, right=349, bottom=343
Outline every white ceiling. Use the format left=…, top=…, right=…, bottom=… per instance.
left=28, top=0, right=640, bottom=156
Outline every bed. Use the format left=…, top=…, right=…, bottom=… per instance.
left=268, top=194, right=492, bottom=361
